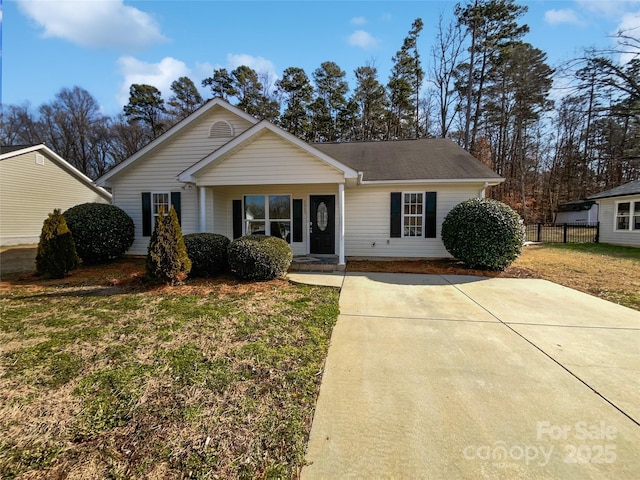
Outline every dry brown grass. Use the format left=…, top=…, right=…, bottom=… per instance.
left=511, top=244, right=640, bottom=309
left=0, top=260, right=340, bottom=479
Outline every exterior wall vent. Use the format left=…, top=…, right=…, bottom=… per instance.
left=35, top=153, right=45, bottom=165
left=209, top=120, right=234, bottom=138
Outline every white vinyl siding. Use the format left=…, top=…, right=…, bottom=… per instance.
left=344, top=184, right=484, bottom=258
left=598, top=197, right=640, bottom=247
left=0, top=151, right=110, bottom=246
left=108, top=110, right=253, bottom=254
left=194, top=131, right=345, bottom=186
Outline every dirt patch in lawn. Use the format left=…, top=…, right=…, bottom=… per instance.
left=0, top=257, right=290, bottom=297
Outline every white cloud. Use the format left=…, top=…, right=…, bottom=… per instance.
left=226, top=53, right=279, bottom=87
left=544, top=8, right=584, bottom=26
left=227, top=54, right=276, bottom=75
left=615, top=11, right=640, bottom=63
left=576, top=0, right=640, bottom=18
left=351, top=16, right=366, bottom=25
left=17, top=0, right=167, bottom=51
left=117, top=56, right=190, bottom=106
left=348, top=30, right=378, bottom=49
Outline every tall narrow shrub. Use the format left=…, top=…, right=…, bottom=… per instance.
left=146, top=206, right=192, bottom=284
left=35, top=209, right=80, bottom=278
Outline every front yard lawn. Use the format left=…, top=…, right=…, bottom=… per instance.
left=0, top=260, right=339, bottom=479
left=512, top=243, right=640, bottom=310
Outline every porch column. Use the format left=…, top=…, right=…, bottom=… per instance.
left=338, top=183, right=345, bottom=265
left=199, top=186, right=206, bottom=233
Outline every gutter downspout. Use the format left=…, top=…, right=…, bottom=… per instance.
left=480, top=181, right=489, bottom=198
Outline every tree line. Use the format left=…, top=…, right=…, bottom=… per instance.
left=2, top=0, right=638, bottom=223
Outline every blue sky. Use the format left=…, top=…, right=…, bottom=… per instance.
left=2, top=0, right=639, bottom=116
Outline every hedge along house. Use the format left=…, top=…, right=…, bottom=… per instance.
left=96, top=98, right=503, bottom=267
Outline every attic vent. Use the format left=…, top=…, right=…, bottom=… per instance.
left=35, top=153, right=45, bottom=165
left=209, top=120, right=233, bottom=138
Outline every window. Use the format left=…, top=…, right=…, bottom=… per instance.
left=152, top=192, right=170, bottom=227
left=141, top=192, right=181, bottom=237
left=403, top=193, right=423, bottom=237
left=616, top=202, right=630, bottom=230
left=244, top=194, right=291, bottom=242
left=390, top=192, right=437, bottom=239
left=634, top=202, right=640, bottom=230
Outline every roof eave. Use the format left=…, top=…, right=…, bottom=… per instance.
left=589, top=192, right=640, bottom=200
left=359, top=177, right=505, bottom=185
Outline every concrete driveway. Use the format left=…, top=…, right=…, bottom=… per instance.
left=302, top=273, right=640, bottom=479
left=0, top=245, right=37, bottom=277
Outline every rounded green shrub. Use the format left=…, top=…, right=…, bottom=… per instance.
left=36, top=209, right=80, bottom=278
left=146, top=206, right=192, bottom=285
left=183, top=233, right=230, bottom=277
left=441, top=198, right=525, bottom=271
left=228, top=235, right=293, bottom=281
left=64, top=203, right=134, bottom=264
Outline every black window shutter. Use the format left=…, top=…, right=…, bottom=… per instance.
left=142, top=192, right=151, bottom=237
left=293, top=199, right=303, bottom=242
left=390, top=192, right=402, bottom=238
left=171, top=192, right=181, bottom=225
left=425, top=192, right=437, bottom=238
left=232, top=199, right=243, bottom=239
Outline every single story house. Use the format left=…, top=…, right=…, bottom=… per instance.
left=96, top=98, right=503, bottom=265
left=554, top=200, right=598, bottom=224
left=0, top=144, right=112, bottom=246
left=588, top=179, right=640, bottom=247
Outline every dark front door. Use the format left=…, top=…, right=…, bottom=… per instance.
left=310, top=195, right=335, bottom=254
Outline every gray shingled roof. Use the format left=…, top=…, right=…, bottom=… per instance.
left=588, top=179, right=640, bottom=199
left=313, top=138, right=501, bottom=182
left=0, top=145, right=35, bottom=155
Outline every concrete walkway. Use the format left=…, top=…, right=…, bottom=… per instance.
left=301, top=273, right=640, bottom=479
left=0, top=244, right=37, bottom=277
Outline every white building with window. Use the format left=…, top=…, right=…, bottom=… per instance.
left=96, top=98, right=504, bottom=265
left=589, top=180, right=640, bottom=247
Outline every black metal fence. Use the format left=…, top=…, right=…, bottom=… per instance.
left=525, top=223, right=600, bottom=243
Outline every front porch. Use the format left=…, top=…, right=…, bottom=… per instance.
left=289, top=255, right=345, bottom=272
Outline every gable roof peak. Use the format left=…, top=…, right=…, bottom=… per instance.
left=96, top=98, right=258, bottom=186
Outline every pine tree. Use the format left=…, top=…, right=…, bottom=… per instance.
left=35, top=209, right=79, bottom=278
left=167, top=76, right=203, bottom=122
left=311, top=61, right=349, bottom=142
left=146, top=206, right=192, bottom=285
left=123, top=83, right=167, bottom=139
left=277, top=67, right=314, bottom=139
left=387, top=18, right=424, bottom=139
left=353, top=64, right=388, bottom=140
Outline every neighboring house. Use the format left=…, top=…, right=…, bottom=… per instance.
left=0, top=145, right=112, bottom=246
left=96, top=98, right=503, bottom=265
left=554, top=200, right=598, bottom=224
left=588, top=179, right=640, bottom=247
